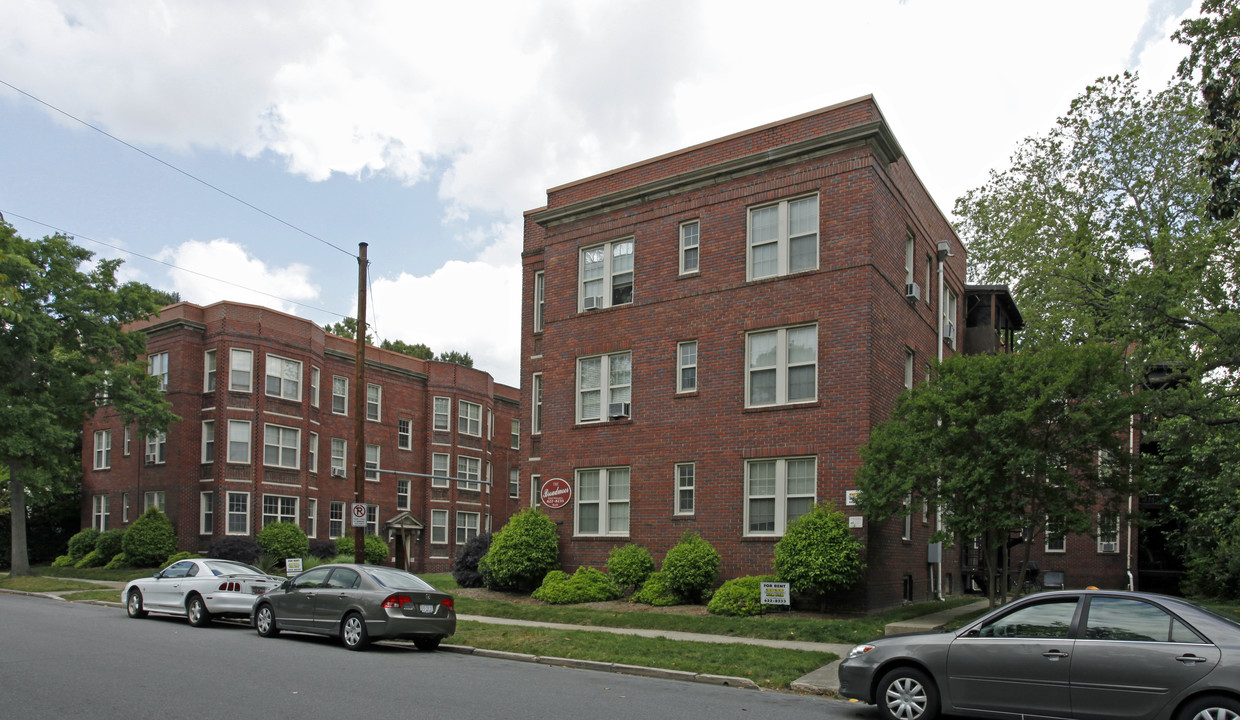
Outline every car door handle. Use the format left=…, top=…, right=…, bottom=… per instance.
left=1176, top=654, right=1208, bottom=665
left=1042, top=650, right=1070, bottom=659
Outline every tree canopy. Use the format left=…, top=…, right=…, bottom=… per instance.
left=1, top=224, right=177, bottom=574
left=380, top=338, right=432, bottom=359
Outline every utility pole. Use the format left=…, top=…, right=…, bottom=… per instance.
left=353, top=242, right=368, bottom=564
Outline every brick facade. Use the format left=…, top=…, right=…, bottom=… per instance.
left=81, top=301, right=521, bottom=573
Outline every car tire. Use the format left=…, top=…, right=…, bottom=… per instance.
left=341, top=612, right=370, bottom=651
left=1177, top=695, right=1240, bottom=720
left=414, top=637, right=441, bottom=651
left=254, top=603, right=280, bottom=638
left=126, top=589, right=148, bottom=619
left=186, top=594, right=213, bottom=627
left=876, top=667, right=939, bottom=720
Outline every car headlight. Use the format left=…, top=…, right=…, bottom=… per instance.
left=847, top=644, right=875, bottom=659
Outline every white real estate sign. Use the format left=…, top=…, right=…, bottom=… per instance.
left=760, top=581, right=790, bottom=606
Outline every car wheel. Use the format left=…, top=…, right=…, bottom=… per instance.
left=254, top=603, right=280, bottom=638
left=1178, top=695, right=1240, bottom=720
left=341, top=612, right=370, bottom=651
left=414, top=637, right=441, bottom=651
left=877, top=667, right=939, bottom=720
left=126, top=589, right=148, bottom=619
left=186, top=594, right=213, bottom=627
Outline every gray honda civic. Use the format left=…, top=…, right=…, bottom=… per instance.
left=838, top=589, right=1240, bottom=720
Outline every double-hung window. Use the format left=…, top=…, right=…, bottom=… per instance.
left=1097, top=511, right=1120, bottom=553
left=204, top=349, right=217, bottom=391
left=331, top=376, right=348, bottom=415
left=306, top=498, right=318, bottom=538
left=746, top=324, right=816, bottom=407
left=433, top=397, right=451, bottom=431
left=430, top=509, right=448, bottom=544
left=458, top=455, right=481, bottom=491
left=200, top=492, right=214, bottom=534
left=432, top=453, right=450, bottom=488
left=331, top=438, right=347, bottom=476
left=144, top=491, right=166, bottom=513
left=92, top=495, right=109, bottom=531
left=510, top=419, right=520, bottom=449
left=263, top=424, right=300, bottom=469
left=310, top=366, right=320, bottom=407
left=677, top=341, right=698, bottom=393
left=675, top=463, right=695, bottom=515
left=145, top=432, right=167, bottom=465
left=679, top=221, right=700, bottom=274
left=509, top=468, right=520, bottom=498
left=1045, top=515, right=1067, bottom=553
left=148, top=352, right=169, bottom=391
left=226, top=492, right=250, bottom=535
left=577, top=351, right=631, bottom=423
left=227, top=420, right=251, bottom=463
left=531, top=373, right=543, bottom=435
left=944, top=287, right=959, bottom=348
left=308, top=432, right=318, bottom=472
left=329, top=502, right=344, bottom=538
left=459, top=400, right=482, bottom=437
left=265, top=355, right=302, bottom=400
left=93, top=430, right=112, bottom=470
left=576, top=467, right=630, bottom=536
left=366, top=384, right=382, bottom=421
left=533, top=270, right=545, bottom=332
left=230, top=349, right=253, bottom=392
left=398, top=418, right=412, bottom=450
left=579, top=238, right=634, bottom=310
left=744, top=457, right=816, bottom=536
left=201, top=420, right=215, bottom=463
left=456, top=511, right=480, bottom=544
left=365, top=444, right=380, bottom=481
left=397, top=479, right=410, bottom=510
left=262, top=495, right=298, bottom=526
left=748, top=195, right=818, bottom=280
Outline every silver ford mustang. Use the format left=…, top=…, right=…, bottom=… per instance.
left=124, top=558, right=283, bottom=627
left=838, top=589, right=1240, bottom=720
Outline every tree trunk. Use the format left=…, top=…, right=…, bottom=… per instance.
left=8, top=461, right=30, bottom=576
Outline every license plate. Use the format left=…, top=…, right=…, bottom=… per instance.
left=419, top=603, right=435, bottom=614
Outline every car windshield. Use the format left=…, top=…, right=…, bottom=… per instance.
left=203, top=560, right=266, bottom=577
left=366, top=567, right=435, bottom=591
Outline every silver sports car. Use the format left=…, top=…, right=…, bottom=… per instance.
left=838, top=589, right=1240, bottom=720
left=252, top=563, right=456, bottom=651
left=124, top=558, right=283, bottom=627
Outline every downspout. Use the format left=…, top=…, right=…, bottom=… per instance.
left=935, top=240, right=951, bottom=601
left=1127, top=419, right=1136, bottom=591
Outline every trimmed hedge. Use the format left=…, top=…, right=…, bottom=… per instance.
left=121, top=508, right=177, bottom=567
left=206, top=536, right=261, bottom=565
left=335, top=534, right=389, bottom=564
left=531, top=567, right=621, bottom=604
left=67, top=529, right=100, bottom=561
left=707, top=575, right=777, bottom=617
left=660, top=532, right=720, bottom=603
left=774, top=502, right=863, bottom=596
left=479, top=509, right=559, bottom=592
left=256, top=522, right=309, bottom=565
left=606, top=543, right=654, bottom=591
left=632, top=571, right=682, bottom=607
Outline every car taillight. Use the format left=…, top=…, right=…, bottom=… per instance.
left=218, top=581, right=241, bottom=592
left=382, top=594, right=414, bottom=609
left=440, top=598, right=454, bottom=610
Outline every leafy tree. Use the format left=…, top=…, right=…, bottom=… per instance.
left=479, top=508, right=559, bottom=591
left=856, top=345, right=1138, bottom=607
left=774, top=503, right=863, bottom=607
left=435, top=350, right=474, bottom=367
left=1175, top=0, right=1240, bottom=220
left=121, top=507, right=178, bottom=568
left=322, top=316, right=373, bottom=344
left=1, top=225, right=177, bottom=575
left=380, top=338, right=433, bottom=359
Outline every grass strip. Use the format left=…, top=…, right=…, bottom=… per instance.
left=0, top=576, right=106, bottom=592
left=450, top=620, right=835, bottom=689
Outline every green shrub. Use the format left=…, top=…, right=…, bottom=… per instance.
left=774, top=503, right=863, bottom=600
left=163, top=551, right=199, bottom=567
left=606, top=544, right=655, bottom=591
left=103, top=553, right=130, bottom=570
left=661, top=532, right=720, bottom=603
left=95, top=529, right=125, bottom=560
left=256, top=522, right=309, bottom=565
left=479, top=508, right=559, bottom=592
left=335, top=534, right=389, bottom=564
left=451, top=532, right=493, bottom=588
left=206, top=536, right=261, bottom=564
left=707, top=575, right=777, bottom=617
left=631, top=571, right=682, bottom=606
left=51, top=554, right=75, bottom=567
left=532, top=566, right=622, bottom=604
left=75, top=548, right=107, bottom=568
left=308, top=538, right=337, bottom=559
left=67, top=528, right=100, bottom=561
left=121, top=507, right=178, bottom=567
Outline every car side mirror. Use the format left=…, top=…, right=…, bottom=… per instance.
left=152, top=571, right=162, bottom=579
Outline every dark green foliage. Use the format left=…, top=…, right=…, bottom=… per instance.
left=380, top=338, right=433, bottom=359
left=103, top=553, right=130, bottom=570
left=631, top=571, right=682, bottom=606
left=531, top=567, right=622, bottom=604
left=708, top=575, right=778, bottom=617
left=121, top=507, right=177, bottom=568
left=434, top=350, right=473, bottom=367
left=606, top=543, right=655, bottom=591
left=335, top=534, right=389, bottom=564
left=67, top=528, right=100, bottom=561
left=451, top=532, right=493, bottom=588
left=308, top=538, right=337, bottom=559
left=256, top=521, right=309, bottom=565
left=75, top=548, right=107, bottom=568
left=660, top=532, right=720, bottom=603
left=94, top=528, right=125, bottom=561
left=51, top=554, right=75, bottom=567
left=206, top=536, right=261, bottom=564
left=479, top=508, right=559, bottom=592
left=774, top=503, right=863, bottom=597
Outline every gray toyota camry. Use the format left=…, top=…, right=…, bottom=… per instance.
left=838, top=589, right=1240, bottom=720
left=253, top=563, right=455, bottom=651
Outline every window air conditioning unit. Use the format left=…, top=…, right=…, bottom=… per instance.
left=330, top=467, right=345, bottom=478
left=904, top=282, right=921, bottom=302
left=582, top=296, right=603, bottom=311
left=946, top=322, right=957, bottom=344
left=607, top=402, right=631, bottom=419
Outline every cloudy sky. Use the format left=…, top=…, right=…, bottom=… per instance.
left=0, top=0, right=1199, bottom=387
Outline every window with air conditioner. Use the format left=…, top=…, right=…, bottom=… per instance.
left=577, top=351, right=631, bottom=423
left=579, top=238, right=633, bottom=311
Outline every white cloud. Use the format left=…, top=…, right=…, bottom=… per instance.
left=156, top=238, right=320, bottom=313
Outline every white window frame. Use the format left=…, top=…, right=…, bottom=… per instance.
left=530, top=474, right=541, bottom=509
left=331, top=375, right=348, bottom=415
left=201, top=420, right=215, bottom=463
left=261, top=494, right=299, bottom=527
left=199, top=491, right=214, bottom=535
left=92, top=494, right=109, bottom=531
left=365, top=444, right=380, bottom=481
left=745, top=324, right=817, bottom=408
left=308, top=431, right=318, bottom=473
left=509, top=468, right=520, bottom=498
left=366, top=383, right=382, bottom=421
left=397, top=479, right=410, bottom=511
left=145, top=432, right=167, bottom=465
left=227, top=420, right=251, bottom=464
left=265, top=354, right=302, bottom=401
left=531, top=373, right=543, bottom=435
left=148, top=351, right=169, bottom=391
left=306, top=498, right=318, bottom=538
left=432, top=453, right=450, bottom=488
left=533, top=270, right=546, bottom=333
left=263, top=423, right=301, bottom=469
left=204, top=349, right=217, bottom=392
left=329, top=501, right=345, bottom=538
left=574, top=466, right=630, bottom=537
left=229, top=348, right=253, bottom=392
left=578, top=237, right=634, bottom=311
left=430, top=509, right=448, bottom=544
left=747, top=195, right=818, bottom=280
left=744, top=456, right=816, bottom=537
left=1045, top=515, right=1067, bottom=553
left=398, top=418, right=413, bottom=450
left=679, top=220, right=700, bottom=275
left=433, top=396, right=451, bottom=431
left=310, top=366, right=320, bottom=408
left=904, top=348, right=915, bottom=390
left=458, top=455, right=481, bottom=491
left=456, top=511, right=480, bottom=545
left=510, top=418, right=520, bottom=449
left=459, top=400, right=482, bottom=437
left=576, top=351, right=631, bottom=423
left=93, top=430, right=112, bottom=470
left=122, top=492, right=130, bottom=522
left=677, top=340, right=698, bottom=393
left=1097, top=511, right=1121, bottom=553
left=675, top=462, right=695, bottom=515
left=905, top=231, right=916, bottom=284
left=123, top=427, right=131, bottom=456
left=944, top=287, right=959, bottom=349
left=365, top=505, right=379, bottom=537
left=226, top=491, right=250, bottom=535
left=331, top=438, right=347, bottom=476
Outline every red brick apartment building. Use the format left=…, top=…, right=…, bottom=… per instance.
left=81, top=301, right=521, bottom=573
left=519, top=97, right=1132, bottom=609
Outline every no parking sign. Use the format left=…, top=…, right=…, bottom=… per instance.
left=350, top=502, right=367, bottom=527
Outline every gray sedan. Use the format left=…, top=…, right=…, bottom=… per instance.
left=838, top=590, right=1240, bottom=720
left=253, top=563, right=455, bottom=651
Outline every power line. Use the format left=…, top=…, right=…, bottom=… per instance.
left=0, top=78, right=356, bottom=258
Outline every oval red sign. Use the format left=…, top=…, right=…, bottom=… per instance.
left=540, top=477, right=571, bottom=509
